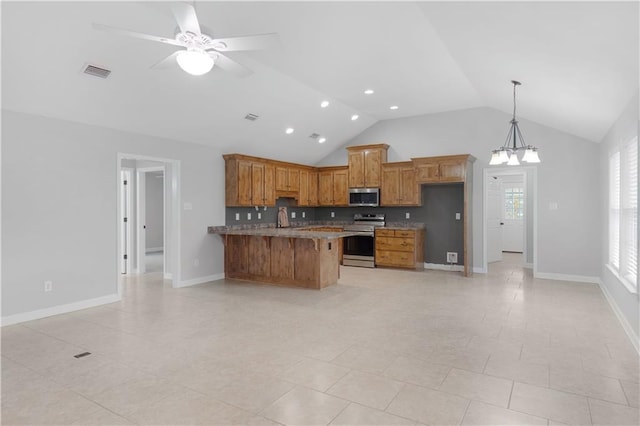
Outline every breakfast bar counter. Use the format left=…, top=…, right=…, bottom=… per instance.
left=208, top=226, right=360, bottom=289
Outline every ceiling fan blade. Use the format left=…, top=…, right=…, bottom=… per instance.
left=211, top=52, right=253, bottom=78
left=209, top=33, right=280, bottom=52
left=150, top=51, right=181, bottom=69
left=92, top=23, right=185, bottom=47
left=170, top=2, right=201, bottom=35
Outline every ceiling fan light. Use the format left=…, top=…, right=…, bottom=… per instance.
left=489, top=151, right=502, bottom=165
left=507, top=153, right=520, bottom=166
left=176, top=49, right=214, bottom=76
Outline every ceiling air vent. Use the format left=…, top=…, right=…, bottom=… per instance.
left=244, top=113, right=259, bottom=121
left=83, top=64, right=111, bottom=79
left=309, top=133, right=320, bottom=139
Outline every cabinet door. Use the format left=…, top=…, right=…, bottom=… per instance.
left=308, top=171, right=318, bottom=206
left=275, top=167, right=288, bottom=191
left=415, top=161, right=440, bottom=183
left=381, top=166, right=399, bottom=206
left=348, top=151, right=365, bottom=188
left=251, top=162, right=265, bottom=205
left=318, top=171, right=333, bottom=205
left=288, top=168, right=300, bottom=192
left=264, top=165, right=276, bottom=206
left=238, top=160, right=253, bottom=205
left=399, top=166, right=418, bottom=205
left=439, top=160, right=466, bottom=182
left=298, top=170, right=309, bottom=206
left=333, top=169, right=349, bottom=205
left=364, top=149, right=383, bottom=187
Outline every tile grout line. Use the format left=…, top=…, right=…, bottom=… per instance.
left=507, top=380, right=515, bottom=409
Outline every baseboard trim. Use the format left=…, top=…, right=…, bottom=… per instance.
left=424, top=263, right=464, bottom=272
left=146, top=247, right=163, bottom=254
left=599, top=280, right=640, bottom=354
left=177, top=273, right=225, bottom=288
left=533, top=272, right=600, bottom=284
left=1, top=293, right=121, bottom=327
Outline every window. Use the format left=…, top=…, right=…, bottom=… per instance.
left=504, top=187, right=524, bottom=220
left=609, top=137, right=638, bottom=292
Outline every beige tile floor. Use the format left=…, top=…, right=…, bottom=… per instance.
left=2, top=253, right=639, bottom=425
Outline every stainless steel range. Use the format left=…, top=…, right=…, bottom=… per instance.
left=342, top=213, right=386, bottom=268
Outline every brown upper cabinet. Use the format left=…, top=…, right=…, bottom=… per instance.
left=412, top=154, right=472, bottom=184
left=275, top=166, right=300, bottom=192
left=380, top=162, right=420, bottom=206
left=298, top=169, right=319, bottom=207
left=318, top=166, right=349, bottom=206
left=346, top=144, right=389, bottom=188
left=224, top=155, right=275, bottom=206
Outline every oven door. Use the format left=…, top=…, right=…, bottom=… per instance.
left=343, top=234, right=375, bottom=257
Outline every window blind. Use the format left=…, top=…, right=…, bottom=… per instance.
left=622, top=140, right=637, bottom=284
left=610, top=152, right=621, bottom=269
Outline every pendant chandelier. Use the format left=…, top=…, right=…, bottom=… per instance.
left=489, top=80, right=541, bottom=165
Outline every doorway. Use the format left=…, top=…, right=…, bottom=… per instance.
left=116, top=154, right=180, bottom=294
left=483, top=167, right=536, bottom=273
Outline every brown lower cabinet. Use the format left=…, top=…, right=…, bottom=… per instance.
left=374, top=228, right=425, bottom=270
left=223, top=235, right=340, bottom=289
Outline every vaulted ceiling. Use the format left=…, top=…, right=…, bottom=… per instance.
left=2, top=1, right=638, bottom=164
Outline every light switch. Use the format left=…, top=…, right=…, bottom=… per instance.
left=331, top=212, right=335, bottom=218
left=405, top=212, right=410, bottom=219
left=247, top=212, right=251, bottom=220
left=184, top=202, right=193, bottom=210
left=291, top=212, right=296, bottom=218
left=302, top=212, right=306, bottom=218
left=455, top=213, right=461, bottom=220
left=235, top=213, right=240, bottom=221
left=549, top=202, right=558, bottom=210
left=257, top=212, right=262, bottom=220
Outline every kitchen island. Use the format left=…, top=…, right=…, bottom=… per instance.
left=208, top=226, right=360, bottom=289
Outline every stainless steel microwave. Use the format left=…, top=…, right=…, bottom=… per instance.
left=348, top=188, right=379, bottom=207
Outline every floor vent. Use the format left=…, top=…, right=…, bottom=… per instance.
left=244, top=113, right=259, bottom=121
left=74, top=352, right=92, bottom=359
left=83, top=64, right=111, bottom=79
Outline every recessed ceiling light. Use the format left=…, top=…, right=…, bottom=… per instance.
left=390, top=105, right=399, bottom=110
left=285, top=128, right=294, bottom=134
left=320, top=100, right=330, bottom=108
left=364, top=89, right=374, bottom=95
left=318, top=137, right=326, bottom=143
left=351, top=114, right=359, bottom=121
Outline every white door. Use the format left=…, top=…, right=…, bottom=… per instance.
left=487, top=177, right=503, bottom=263
left=503, top=185, right=524, bottom=252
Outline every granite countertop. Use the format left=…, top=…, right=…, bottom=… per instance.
left=207, top=226, right=362, bottom=239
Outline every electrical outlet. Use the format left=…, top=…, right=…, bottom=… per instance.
left=446, top=252, right=458, bottom=263
left=194, top=258, right=199, bottom=267
left=405, top=212, right=410, bottom=219
left=44, top=281, right=53, bottom=292
left=455, top=212, right=461, bottom=220
left=331, top=211, right=335, bottom=218
left=246, top=212, right=251, bottom=220
left=302, top=212, right=306, bottom=218
left=257, top=212, right=262, bottom=220
left=291, top=212, right=296, bottom=219
left=235, top=213, right=240, bottom=221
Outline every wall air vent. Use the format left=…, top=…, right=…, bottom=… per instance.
left=244, top=113, right=259, bottom=121
left=83, top=64, right=111, bottom=79
left=309, top=133, right=320, bottom=139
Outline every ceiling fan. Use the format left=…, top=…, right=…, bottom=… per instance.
left=92, top=2, right=279, bottom=77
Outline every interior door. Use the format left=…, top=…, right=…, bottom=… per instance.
left=503, top=185, right=524, bottom=252
left=487, top=177, right=503, bottom=263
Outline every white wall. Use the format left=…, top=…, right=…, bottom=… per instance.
left=318, top=106, right=601, bottom=278
left=1, top=110, right=225, bottom=320
left=599, top=91, right=639, bottom=343
left=145, top=172, right=164, bottom=251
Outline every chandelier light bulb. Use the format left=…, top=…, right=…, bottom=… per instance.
left=498, top=149, right=510, bottom=163
left=507, top=153, right=520, bottom=166
left=489, top=151, right=502, bottom=165
left=176, top=49, right=214, bottom=76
